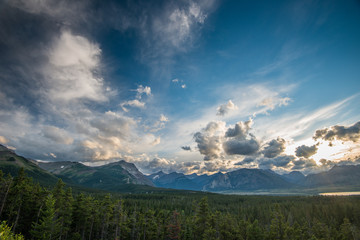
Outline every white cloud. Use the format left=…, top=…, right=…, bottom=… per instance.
left=216, top=100, right=238, bottom=116
left=136, top=85, right=151, bottom=98
left=155, top=2, right=207, bottom=49
left=121, top=99, right=146, bottom=112
left=257, top=96, right=291, bottom=111
left=160, top=114, right=169, bottom=122
left=44, top=30, right=107, bottom=103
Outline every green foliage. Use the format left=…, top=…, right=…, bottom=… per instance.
left=0, top=221, right=24, bottom=240
left=1, top=169, right=360, bottom=239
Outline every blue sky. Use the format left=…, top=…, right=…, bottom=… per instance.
left=0, top=0, right=359, bottom=175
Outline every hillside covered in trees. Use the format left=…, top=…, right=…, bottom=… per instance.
left=1, top=169, right=360, bottom=240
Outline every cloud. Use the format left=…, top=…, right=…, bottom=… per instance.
left=0, top=136, right=9, bottom=144
left=151, top=137, right=161, bottom=146
left=258, top=155, right=295, bottom=169
left=193, top=119, right=261, bottom=160
left=257, top=97, right=291, bottom=110
left=152, top=1, right=207, bottom=49
left=181, top=146, right=191, bottom=151
left=216, top=100, right=238, bottom=116
left=160, top=114, right=169, bottom=122
left=222, top=119, right=260, bottom=155
left=135, top=85, right=151, bottom=98
left=225, top=119, right=253, bottom=138
left=44, top=30, right=107, bottom=103
left=291, top=158, right=318, bottom=171
left=223, top=138, right=259, bottom=155
left=171, top=78, right=187, bottom=89
left=295, top=144, right=318, bottom=158
left=262, top=138, right=286, bottom=158
left=90, top=111, right=136, bottom=139
left=42, top=126, right=74, bottom=145
left=120, top=99, right=146, bottom=112
left=194, top=121, right=226, bottom=160
left=313, top=121, right=360, bottom=143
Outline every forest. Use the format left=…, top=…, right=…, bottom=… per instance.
left=1, top=168, right=360, bottom=240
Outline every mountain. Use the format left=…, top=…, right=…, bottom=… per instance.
left=0, top=144, right=59, bottom=186
left=147, top=171, right=201, bottom=190
left=38, top=160, right=154, bottom=190
left=203, top=169, right=294, bottom=191
left=304, top=165, right=360, bottom=187
left=0, top=144, right=155, bottom=192
left=281, top=171, right=305, bottom=184
left=148, top=168, right=294, bottom=191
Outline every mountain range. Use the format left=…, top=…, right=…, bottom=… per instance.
left=1, top=144, right=360, bottom=194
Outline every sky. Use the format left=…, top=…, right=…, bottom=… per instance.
left=0, top=0, right=360, bottom=175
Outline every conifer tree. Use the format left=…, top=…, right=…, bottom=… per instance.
left=31, top=193, right=61, bottom=240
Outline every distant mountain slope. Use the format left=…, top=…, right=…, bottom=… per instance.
left=38, top=159, right=154, bottom=190
left=147, top=165, right=360, bottom=192
left=0, top=144, right=59, bottom=186
left=281, top=171, right=305, bottom=184
left=147, top=171, right=202, bottom=190
left=203, top=169, right=294, bottom=191
left=304, top=165, right=360, bottom=187
left=148, top=168, right=295, bottom=191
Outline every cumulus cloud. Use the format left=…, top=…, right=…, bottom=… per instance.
left=225, top=119, right=253, bottom=138
left=216, top=100, right=238, bottom=116
left=193, top=119, right=261, bottom=160
left=295, top=144, right=318, bottom=158
left=222, top=119, right=260, bottom=156
left=194, top=121, right=226, bottom=160
left=262, top=138, right=286, bottom=158
left=313, top=121, right=360, bottom=143
left=223, top=138, right=259, bottom=155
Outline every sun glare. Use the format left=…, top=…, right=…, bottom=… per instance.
left=284, top=138, right=351, bottom=164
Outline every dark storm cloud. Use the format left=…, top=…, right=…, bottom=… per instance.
left=295, top=144, right=318, bottom=158
left=313, top=121, right=360, bottom=143
left=261, top=137, right=286, bottom=158
left=222, top=138, right=259, bottom=155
